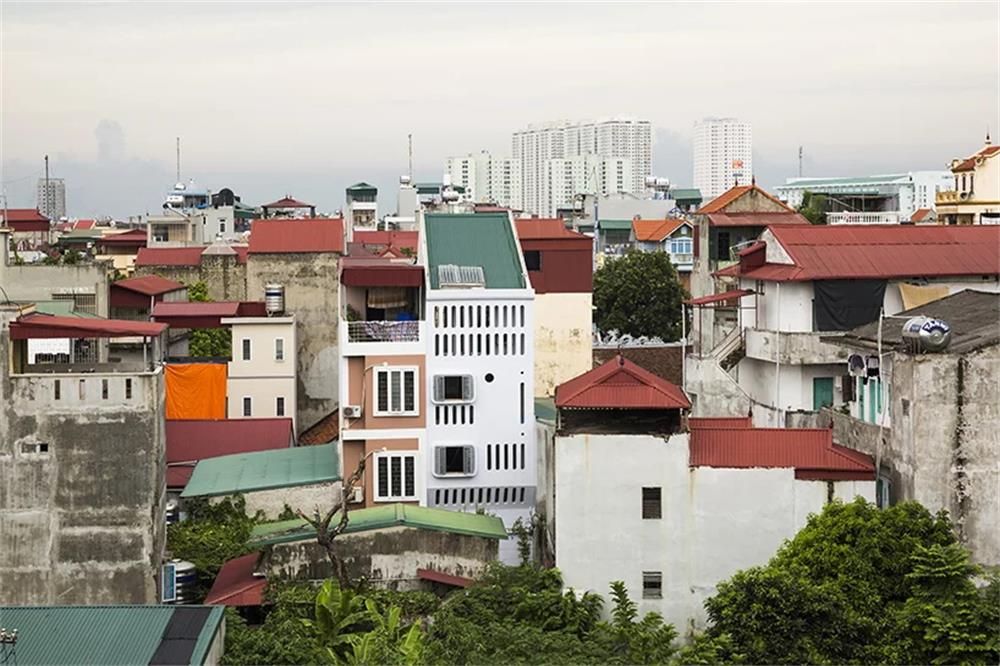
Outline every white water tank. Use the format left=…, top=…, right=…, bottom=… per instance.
left=265, top=283, right=285, bottom=315
left=901, top=316, right=951, bottom=352
left=173, top=560, right=197, bottom=604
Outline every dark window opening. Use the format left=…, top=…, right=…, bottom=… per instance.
left=642, top=487, right=662, bottom=519
left=642, top=572, right=663, bottom=599
left=524, top=250, right=541, bottom=271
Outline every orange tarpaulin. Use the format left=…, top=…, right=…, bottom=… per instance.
left=165, top=363, right=227, bottom=420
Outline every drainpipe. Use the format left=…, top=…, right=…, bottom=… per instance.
left=774, top=282, right=781, bottom=426
left=681, top=304, right=687, bottom=393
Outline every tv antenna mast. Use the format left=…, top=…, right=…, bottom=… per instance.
left=175, top=137, right=181, bottom=184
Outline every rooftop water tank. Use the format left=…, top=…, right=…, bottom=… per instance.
left=265, top=283, right=285, bottom=316
left=901, top=316, right=951, bottom=352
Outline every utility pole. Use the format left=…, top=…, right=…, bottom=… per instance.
left=175, top=137, right=181, bottom=183
left=44, top=154, right=50, bottom=217
left=407, top=134, right=413, bottom=178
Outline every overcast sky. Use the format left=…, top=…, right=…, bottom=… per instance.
left=2, top=1, right=997, bottom=217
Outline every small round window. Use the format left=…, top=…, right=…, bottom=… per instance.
left=485, top=373, right=495, bottom=383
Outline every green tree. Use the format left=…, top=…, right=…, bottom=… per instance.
left=186, top=280, right=232, bottom=357
left=797, top=191, right=827, bottom=225
left=593, top=250, right=687, bottom=340
left=700, top=498, right=996, bottom=664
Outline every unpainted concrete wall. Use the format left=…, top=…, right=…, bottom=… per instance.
left=134, top=255, right=246, bottom=301
left=246, top=253, right=340, bottom=433
left=263, top=525, right=498, bottom=589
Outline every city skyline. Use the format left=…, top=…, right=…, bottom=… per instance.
left=2, top=2, right=997, bottom=216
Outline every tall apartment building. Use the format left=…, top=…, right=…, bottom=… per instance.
left=37, top=177, right=66, bottom=220
left=693, top=118, right=753, bottom=201
left=545, top=155, right=632, bottom=218
left=513, top=118, right=651, bottom=216
left=444, top=153, right=523, bottom=210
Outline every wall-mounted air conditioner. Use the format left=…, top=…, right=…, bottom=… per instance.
left=343, top=405, right=363, bottom=419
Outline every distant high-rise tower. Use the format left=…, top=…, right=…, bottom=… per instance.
left=36, top=177, right=66, bottom=219
left=444, top=152, right=523, bottom=210
left=693, top=118, right=753, bottom=201
left=512, top=118, right=651, bottom=216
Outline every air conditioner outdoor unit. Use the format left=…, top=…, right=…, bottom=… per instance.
left=350, top=486, right=364, bottom=504
left=343, top=405, right=363, bottom=419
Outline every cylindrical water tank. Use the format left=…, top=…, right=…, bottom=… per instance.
left=901, top=316, right=951, bottom=352
left=441, top=189, right=460, bottom=203
left=265, top=283, right=285, bottom=316
left=173, top=560, right=197, bottom=604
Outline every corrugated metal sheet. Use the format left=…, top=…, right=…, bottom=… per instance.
left=113, top=275, right=186, bottom=296
left=204, top=553, right=267, bottom=606
left=181, top=443, right=341, bottom=498
left=690, top=428, right=874, bottom=479
left=425, top=213, right=525, bottom=290
left=515, top=218, right=587, bottom=240
left=249, top=503, right=509, bottom=547
left=0, top=605, right=224, bottom=666
left=555, top=355, right=690, bottom=410
left=633, top=218, right=688, bottom=242
left=688, top=416, right=752, bottom=430
left=684, top=288, right=753, bottom=306
left=9, top=314, right=167, bottom=340
left=167, top=418, right=293, bottom=464
left=706, top=212, right=808, bottom=227
left=248, top=217, right=344, bottom=254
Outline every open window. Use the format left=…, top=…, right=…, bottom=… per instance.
left=433, top=374, right=474, bottom=403
left=433, top=445, right=476, bottom=477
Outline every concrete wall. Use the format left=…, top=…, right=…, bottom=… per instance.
left=0, top=261, right=111, bottom=317
left=1, top=309, right=166, bottom=604
left=135, top=256, right=247, bottom=301
left=553, top=432, right=874, bottom=632
left=246, top=253, right=340, bottom=433
left=211, top=482, right=339, bottom=521
left=534, top=292, right=592, bottom=397
left=262, top=525, right=498, bottom=589
left=683, top=355, right=751, bottom=417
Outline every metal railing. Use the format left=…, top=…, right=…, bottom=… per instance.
left=346, top=320, right=420, bottom=343
left=826, top=211, right=900, bottom=225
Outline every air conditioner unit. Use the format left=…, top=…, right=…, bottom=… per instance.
left=343, top=405, right=362, bottom=419
left=350, top=486, right=364, bottom=504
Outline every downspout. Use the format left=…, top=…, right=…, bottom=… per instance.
left=681, top=304, right=687, bottom=393
left=952, top=356, right=969, bottom=543
left=774, top=282, right=781, bottom=426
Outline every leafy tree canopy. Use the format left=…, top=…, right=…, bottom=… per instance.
left=593, top=250, right=687, bottom=340
left=185, top=280, right=232, bottom=357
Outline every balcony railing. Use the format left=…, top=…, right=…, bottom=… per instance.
left=346, top=320, right=421, bottom=343
left=936, top=190, right=960, bottom=204
left=826, top=211, right=900, bottom=225
left=670, top=252, right=693, bottom=265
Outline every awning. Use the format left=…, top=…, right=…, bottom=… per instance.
left=342, top=265, right=423, bottom=287
left=683, top=289, right=754, bottom=307
left=152, top=301, right=266, bottom=329
left=9, top=313, right=167, bottom=340
left=417, top=568, right=475, bottom=588
left=204, top=553, right=267, bottom=606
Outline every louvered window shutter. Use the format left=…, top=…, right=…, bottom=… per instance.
left=463, top=446, right=475, bottom=474
left=433, top=376, right=445, bottom=401
left=435, top=447, right=447, bottom=476
left=462, top=375, right=474, bottom=401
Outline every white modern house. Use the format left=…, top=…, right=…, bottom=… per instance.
left=775, top=171, right=953, bottom=224
left=548, top=356, right=875, bottom=630
left=224, top=315, right=297, bottom=430
left=685, top=224, right=1000, bottom=425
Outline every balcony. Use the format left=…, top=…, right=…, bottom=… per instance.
left=936, top=190, right=960, bottom=204
left=826, top=211, right=901, bottom=225
left=340, top=319, right=424, bottom=356
left=745, top=328, right=846, bottom=365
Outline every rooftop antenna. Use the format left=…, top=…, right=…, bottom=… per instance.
left=407, top=134, right=413, bottom=179
left=175, top=137, right=181, bottom=184
left=986, top=128, right=992, bottom=146
left=44, top=154, right=50, bottom=216
left=798, top=146, right=803, bottom=177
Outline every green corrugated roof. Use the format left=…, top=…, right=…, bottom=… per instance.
left=249, top=503, right=508, bottom=547
left=534, top=397, right=556, bottom=423
left=181, top=443, right=341, bottom=498
left=425, top=213, right=525, bottom=290
left=598, top=219, right=634, bottom=230
left=32, top=301, right=102, bottom=318
left=670, top=188, right=703, bottom=201
left=347, top=182, right=377, bottom=191
left=415, top=182, right=466, bottom=194
left=782, top=174, right=908, bottom=187
left=0, top=605, right=224, bottom=665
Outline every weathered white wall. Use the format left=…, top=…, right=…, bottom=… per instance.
left=209, top=481, right=339, bottom=520
left=553, top=432, right=874, bottom=631
left=533, top=292, right=592, bottom=397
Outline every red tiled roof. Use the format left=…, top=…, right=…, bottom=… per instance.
left=135, top=246, right=205, bottom=266
left=706, top=212, right=808, bottom=227
left=261, top=196, right=313, bottom=209
left=9, top=313, right=167, bottom=339
left=683, top=288, right=753, bottom=306
left=249, top=217, right=344, bottom=254
left=910, top=208, right=933, bottom=222
left=515, top=218, right=588, bottom=240
left=632, top=218, right=688, bottom=242
left=697, top=185, right=794, bottom=214
left=1, top=208, right=49, bottom=223
left=166, top=418, right=293, bottom=464
left=112, top=275, right=186, bottom=296
left=688, top=416, right=752, bottom=430
left=556, top=355, right=691, bottom=410
left=204, top=553, right=267, bottom=606
left=952, top=145, right=1000, bottom=172
left=690, top=427, right=875, bottom=480
left=730, top=224, right=1000, bottom=282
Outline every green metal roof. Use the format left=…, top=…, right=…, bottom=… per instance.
left=670, top=188, right=703, bottom=202
left=781, top=174, right=908, bottom=188
left=425, top=213, right=526, bottom=290
left=598, top=219, right=635, bottom=231
left=534, top=397, right=557, bottom=423
left=0, top=605, right=224, bottom=665
left=415, top=182, right=466, bottom=194
left=346, top=182, right=377, bottom=191
left=249, top=503, right=508, bottom=547
left=181, top=443, right=341, bottom=498
left=32, top=301, right=102, bottom=318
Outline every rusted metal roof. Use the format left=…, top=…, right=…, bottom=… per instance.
left=261, top=195, right=314, bottom=209
left=555, top=354, right=690, bottom=410
left=353, top=229, right=419, bottom=251
left=688, top=416, right=752, bottom=430
left=204, top=553, right=267, bottom=606
left=152, top=301, right=266, bottom=328
left=167, top=418, right=293, bottom=465
left=697, top=185, right=794, bottom=214
left=112, top=275, right=186, bottom=296
left=515, top=218, right=588, bottom=240
left=417, top=568, right=475, bottom=588
left=10, top=313, right=167, bottom=339
left=690, top=427, right=875, bottom=480
left=341, top=263, right=423, bottom=287
left=683, top=288, right=753, bottom=306
left=248, top=217, right=344, bottom=254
